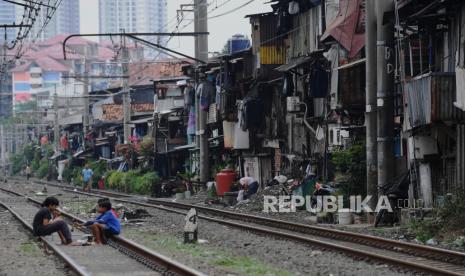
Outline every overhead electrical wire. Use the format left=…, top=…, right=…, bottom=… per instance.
left=0, top=0, right=63, bottom=79
left=128, top=0, right=255, bottom=85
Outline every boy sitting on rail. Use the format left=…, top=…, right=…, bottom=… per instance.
left=32, top=197, right=75, bottom=245
left=83, top=199, right=121, bottom=245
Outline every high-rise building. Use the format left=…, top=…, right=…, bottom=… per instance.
left=99, top=0, right=168, bottom=43
left=31, top=0, right=80, bottom=41
left=0, top=1, right=17, bottom=43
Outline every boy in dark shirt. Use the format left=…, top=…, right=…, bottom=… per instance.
left=84, top=199, right=120, bottom=244
left=32, top=197, right=74, bottom=245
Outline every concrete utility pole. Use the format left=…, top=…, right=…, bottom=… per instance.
left=366, top=0, right=378, bottom=217
left=195, top=0, right=209, bottom=182
left=122, top=37, right=131, bottom=144
left=53, top=87, right=60, bottom=150
left=122, top=36, right=131, bottom=144
left=376, top=0, right=395, bottom=197
left=1, top=124, right=4, bottom=179
left=83, top=60, right=90, bottom=135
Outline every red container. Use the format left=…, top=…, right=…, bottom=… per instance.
left=215, top=169, right=236, bottom=196
left=98, top=179, right=105, bottom=190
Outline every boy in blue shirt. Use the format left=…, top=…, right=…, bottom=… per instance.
left=83, top=199, right=120, bottom=244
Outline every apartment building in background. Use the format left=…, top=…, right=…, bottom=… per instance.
left=29, top=0, right=80, bottom=41
left=99, top=0, right=168, bottom=56
left=0, top=1, right=17, bottom=43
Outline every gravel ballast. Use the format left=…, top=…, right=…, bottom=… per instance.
left=6, top=179, right=411, bottom=275
left=0, top=206, right=73, bottom=276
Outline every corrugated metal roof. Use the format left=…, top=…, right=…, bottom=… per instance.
left=321, top=0, right=365, bottom=58
left=59, top=113, right=83, bottom=126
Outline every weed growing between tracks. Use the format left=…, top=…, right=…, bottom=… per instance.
left=404, top=191, right=465, bottom=248
left=123, top=228, right=293, bottom=276
left=63, top=199, right=96, bottom=215
left=19, top=242, right=41, bottom=256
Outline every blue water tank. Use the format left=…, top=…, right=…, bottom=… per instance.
left=228, top=34, right=251, bottom=54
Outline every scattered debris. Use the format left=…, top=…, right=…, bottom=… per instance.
left=454, top=236, right=465, bottom=247
left=234, top=185, right=284, bottom=211
left=426, top=238, right=438, bottom=246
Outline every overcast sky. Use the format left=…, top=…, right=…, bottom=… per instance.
left=79, top=0, right=271, bottom=56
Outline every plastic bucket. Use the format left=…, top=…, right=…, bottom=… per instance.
left=338, top=210, right=353, bottom=225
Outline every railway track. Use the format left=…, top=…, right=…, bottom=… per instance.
left=0, top=185, right=205, bottom=276
left=14, top=178, right=465, bottom=275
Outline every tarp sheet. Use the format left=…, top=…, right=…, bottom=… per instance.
left=321, top=0, right=365, bottom=58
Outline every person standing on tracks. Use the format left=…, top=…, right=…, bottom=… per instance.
left=83, top=199, right=121, bottom=245
left=26, top=165, right=31, bottom=180
left=32, top=197, right=74, bottom=245
left=82, top=164, right=94, bottom=192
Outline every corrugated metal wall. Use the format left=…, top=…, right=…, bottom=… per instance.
left=254, top=14, right=286, bottom=65
left=405, top=73, right=465, bottom=128
left=288, top=6, right=321, bottom=59
left=260, top=46, right=286, bottom=65
left=457, top=124, right=465, bottom=191
left=405, top=76, right=432, bottom=127
left=430, top=73, right=465, bottom=122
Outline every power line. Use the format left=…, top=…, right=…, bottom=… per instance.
left=128, top=0, right=241, bottom=83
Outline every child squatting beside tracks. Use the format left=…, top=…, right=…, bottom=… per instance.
left=83, top=198, right=121, bottom=244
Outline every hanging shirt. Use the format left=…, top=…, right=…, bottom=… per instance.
left=187, top=105, right=196, bottom=135
left=197, top=81, right=215, bottom=111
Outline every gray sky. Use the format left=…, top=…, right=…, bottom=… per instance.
left=79, top=0, right=271, bottom=57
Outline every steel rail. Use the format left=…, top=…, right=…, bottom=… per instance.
left=60, top=188, right=465, bottom=275
left=73, top=186, right=465, bottom=266
left=0, top=199, right=90, bottom=276
left=0, top=186, right=205, bottom=276
left=15, top=178, right=465, bottom=274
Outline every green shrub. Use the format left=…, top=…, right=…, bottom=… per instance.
left=31, top=149, right=41, bottom=172
left=105, top=170, right=157, bottom=195
left=62, top=163, right=81, bottom=184
left=331, top=142, right=366, bottom=197
left=89, top=160, right=106, bottom=187
left=23, top=144, right=35, bottom=161
left=62, top=166, right=72, bottom=183
left=408, top=219, right=440, bottom=243
left=133, top=172, right=159, bottom=195
left=43, top=144, right=54, bottom=158
left=107, top=171, right=125, bottom=190
left=37, top=161, right=50, bottom=179
left=122, top=170, right=140, bottom=193
left=11, top=154, right=24, bottom=175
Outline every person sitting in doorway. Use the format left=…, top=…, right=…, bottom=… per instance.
left=237, top=176, right=259, bottom=202
left=83, top=199, right=120, bottom=245
left=32, top=197, right=75, bottom=245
